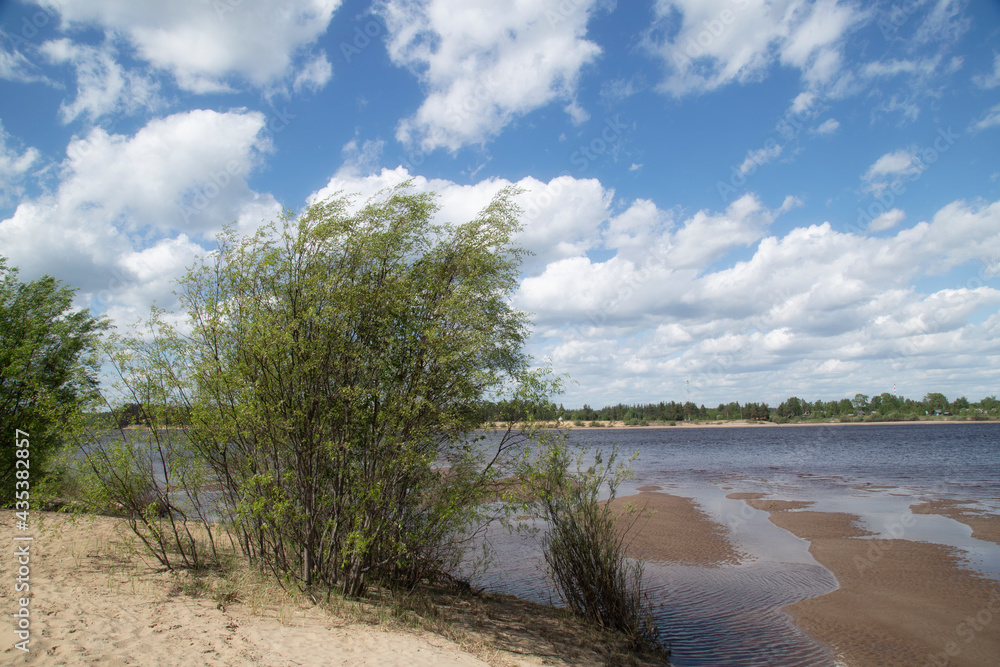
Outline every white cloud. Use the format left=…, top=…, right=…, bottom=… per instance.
left=293, top=53, right=333, bottom=94
left=868, top=207, right=904, bottom=232
left=790, top=91, right=817, bottom=115
left=862, top=56, right=941, bottom=79
left=971, top=103, right=1000, bottom=133
left=0, top=109, right=281, bottom=329
left=650, top=0, right=865, bottom=97
left=0, top=122, right=41, bottom=207
left=738, top=142, right=783, bottom=175
left=378, top=0, right=603, bottom=151
left=973, top=54, right=1000, bottom=89
left=813, top=118, right=840, bottom=135
left=40, top=38, right=160, bottom=123
left=39, top=0, right=341, bottom=93
left=305, top=169, right=1000, bottom=404
left=862, top=149, right=924, bottom=196
left=528, top=193, right=1000, bottom=405
left=0, top=40, right=47, bottom=84
left=311, top=166, right=612, bottom=272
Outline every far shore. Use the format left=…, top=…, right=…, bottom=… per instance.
left=489, top=417, right=999, bottom=430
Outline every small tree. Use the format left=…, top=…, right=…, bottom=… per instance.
left=168, top=182, right=554, bottom=596
left=0, top=257, right=108, bottom=505
left=529, top=442, right=660, bottom=651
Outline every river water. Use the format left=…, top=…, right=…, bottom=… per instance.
left=467, top=422, right=1000, bottom=666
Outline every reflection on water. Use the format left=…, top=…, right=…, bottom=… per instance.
left=468, top=423, right=1000, bottom=666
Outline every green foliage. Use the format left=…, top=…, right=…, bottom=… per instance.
left=528, top=441, right=660, bottom=652
left=0, top=257, right=109, bottom=505
left=139, top=182, right=556, bottom=597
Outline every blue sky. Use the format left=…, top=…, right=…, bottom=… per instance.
left=1, top=0, right=999, bottom=408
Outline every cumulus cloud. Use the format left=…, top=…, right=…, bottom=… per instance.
left=862, top=149, right=925, bottom=196
left=868, top=207, right=904, bottom=231
left=305, top=170, right=1000, bottom=405
left=0, top=109, right=281, bottom=329
left=649, top=0, right=865, bottom=97
left=529, top=194, right=1000, bottom=405
left=310, top=165, right=612, bottom=272
left=0, top=122, right=41, bottom=207
left=378, top=0, right=603, bottom=151
left=39, top=0, right=341, bottom=93
left=39, top=38, right=160, bottom=123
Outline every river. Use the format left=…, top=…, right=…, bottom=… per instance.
left=467, top=422, right=1000, bottom=666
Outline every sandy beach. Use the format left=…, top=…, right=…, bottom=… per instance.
left=0, top=511, right=662, bottom=667
left=509, top=418, right=997, bottom=431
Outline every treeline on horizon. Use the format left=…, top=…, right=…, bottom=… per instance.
left=478, top=391, right=1000, bottom=425
left=97, top=391, right=1000, bottom=429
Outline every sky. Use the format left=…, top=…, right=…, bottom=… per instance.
left=1, top=0, right=999, bottom=409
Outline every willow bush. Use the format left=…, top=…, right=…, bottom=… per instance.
left=530, top=441, right=661, bottom=651
left=86, top=182, right=558, bottom=598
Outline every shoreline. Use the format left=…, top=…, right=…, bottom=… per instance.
left=491, top=418, right=999, bottom=431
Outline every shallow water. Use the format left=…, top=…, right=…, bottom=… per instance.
left=471, top=423, right=1000, bottom=666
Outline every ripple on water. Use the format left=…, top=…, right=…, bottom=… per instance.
left=646, top=561, right=838, bottom=666
left=468, top=521, right=840, bottom=667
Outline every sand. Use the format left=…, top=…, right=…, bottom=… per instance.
left=610, top=490, right=745, bottom=566
left=777, top=511, right=1000, bottom=667
left=0, top=512, right=661, bottom=667
left=0, top=512, right=493, bottom=667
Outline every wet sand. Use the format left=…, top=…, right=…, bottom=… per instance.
left=911, top=499, right=1000, bottom=546
left=609, top=489, right=745, bottom=566
left=612, top=489, right=1000, bottom=666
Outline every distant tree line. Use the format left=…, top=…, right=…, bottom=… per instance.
left=480, top=392, right=1000, bottom=424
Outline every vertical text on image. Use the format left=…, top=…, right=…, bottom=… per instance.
left=13, top=428, right=33, bottom=653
